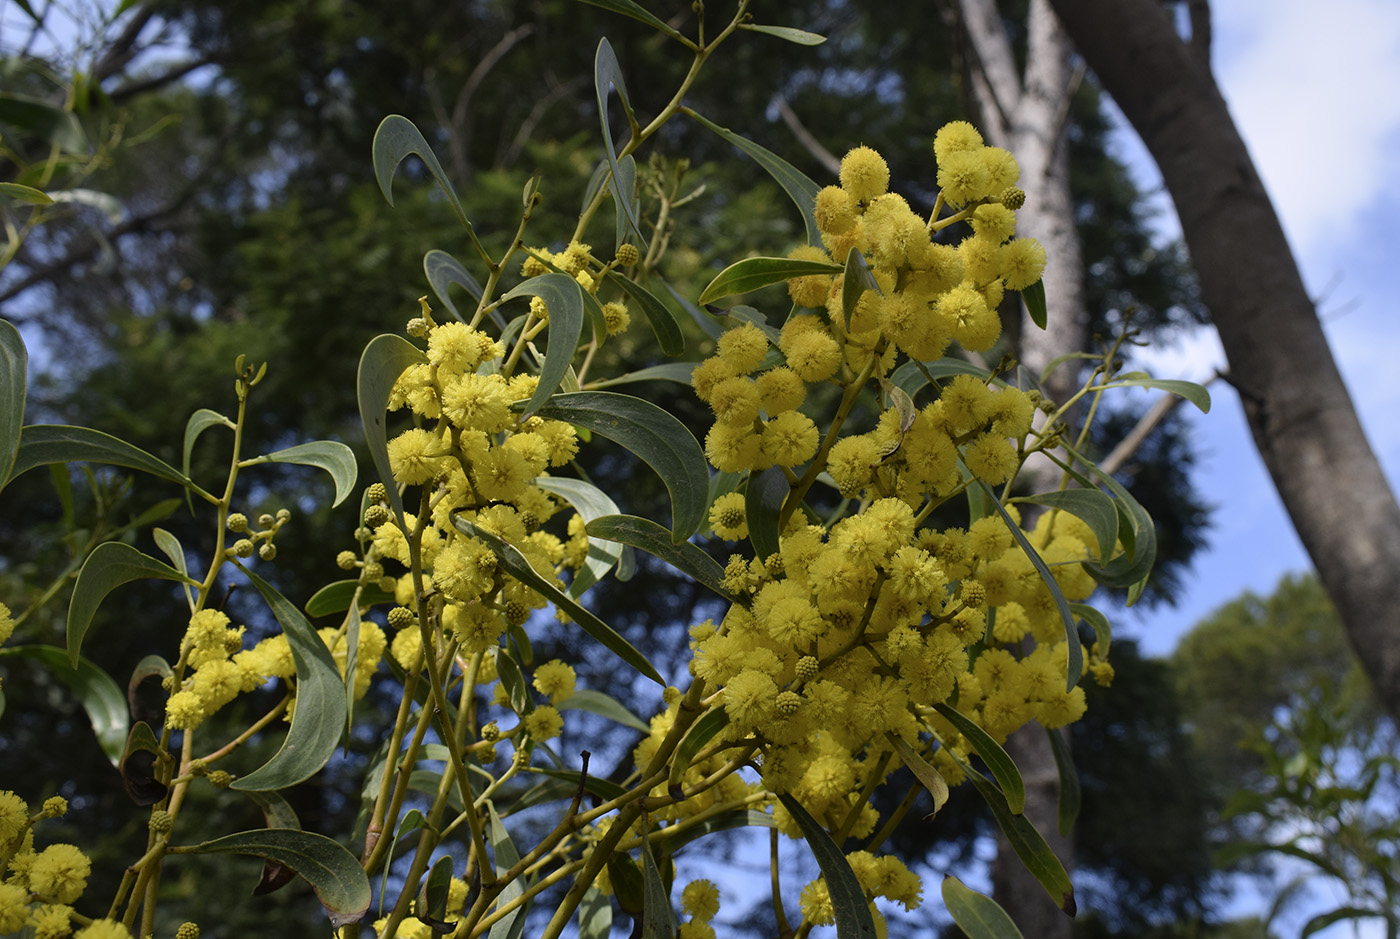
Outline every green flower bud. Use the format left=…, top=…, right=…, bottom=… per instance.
left=364, top=505, right=390, bottom=528
left=207, top=770, right=233, bottom=789
left=336, top=551, right=358, bottom=571
left=176, top=923, right=200, bottom=939
left=257, top=514, right=276, bottom=529
left=387, top=607, right=416, bottom=630
left=366, top=483, right=388, bottom=504
left=148, top=809, right=173, bottom=834
left=258, top=543, right=277, bottom=561
left=226, top=513, right=249, bottom=533
left=615, top=243, right=639, bottom=266
left=232, top=539, right=255, bottom=558
left=481, top=722, right=500, bottom=742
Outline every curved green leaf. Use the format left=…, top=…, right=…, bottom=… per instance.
left=605, top=272, right=685, bottom=357
left=640, top=830, right=676, bottom=939
left=557, top=688, right=650, bottom=733
left=668, top=707, right=730, bottom=794
left=487, top=804, right=527, bottom=939
left=738, top=23, right=827, bottom=44
left=745, top=466, right=788, bottom=562
left=304, top=580, right=397, bottom=618
left=9, top=424, right=197, bottom=492
left=887, top=734, right=949, bottom=818
left=1046, top=726, right=1081, bottom=836
left=232, top=568, right=347, bottom=791
left=181, top=828, right=370, bottom=929
left=577, top=0, right=687, bottom=41
left=527, top=392, right=708, bottom=541
left=840, top=247, right=881, bottom=331
left=357, top=333, right=427, bottom=527
left=685, top=108, right=822, bottom=247
left=1299, top=907, right=1382, bottom=938
left=579, top=886, right=613, bottom=939
left=0, top=181, right=53, bottom=204
left=119, top=720, right=167, bottom=806
left=954, top=753, right=1076, bottom=915
left=0, top=318, right=26, bottom=489
left=424, top=249, right=484, bottom=321
left=244, top=789, right=304, bottom=895
left=1, top=644, right=127, bottom=765
left=1070, top=602, right=1110, bottom=657
left=252, top=441, right=358, bottom=508
left=1021, top=280, right=1047, bottom=330
left=932, top=702, right=1025, bottom=814
left=594, top=39, right=646, bottom=249
left=889, top=357, right=993, bottom=400
left=453, top=516, right=664, bottom=685
left=588, top=362, right=696, bottom=389
left=371, top=114, right=472, bottom=233
left=697, top=257, right=842, bottom=306
left=535, top=476, right=623, bottom=596
left=980, top=480, right=1082, bottom=690
left=612, top=153, right=639, bottom=252
left=776, top=794, right=879, bottom=939
left=1099, top=372, right=1211, bottom=414
left=67, top=542, right=200, bottom=667
left=499, top=274, right=585, bottom=416
left=942, top=875, right=1025, bottom=939
left=180, top=408, right=232, bottom=506
left=1016, top=488, right=1119, bottom=563
left=585, top=514, right=734, bottom=602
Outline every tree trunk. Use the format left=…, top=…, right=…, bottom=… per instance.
left=958, top=1, right=1084, bottom=935
left=1046, top=0, right=1400, bottom=720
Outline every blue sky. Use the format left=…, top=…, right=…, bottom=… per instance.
left=1120, top=0, right=1400, bottom=659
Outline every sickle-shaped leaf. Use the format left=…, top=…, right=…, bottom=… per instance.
left=231, top=568, right=347, bottom=791
left=2, top=644, right=127, bottom=765
left=887, top=734, right=949, bottom=818
left=594, top=40, right=646, bottom=249
left=1098, top=372, right=1211, bottom=414
left=1070, top=603, right=1111, bottom=657
left=889, top=358, right=993, bottom=400
left=979, top=480, right=1082, bottom=691
left=745, top=466, right=788, bottom=562
left=0, top=319, right=27, bottom=489
left=303, top=580, right=397, bottom=618
left=588, top=362, right=696, bottom=389
left=535, top=476, right=624, bottom=597
left=685, top=108, right=823, bottom=247
left=180, top=829, right=371, bottom=928
left=1020, top=279, right=1047, bottom=330
left=118, top=720, right=167, bottom=805
left=953, top=752, right=1076, bottom=916
left=372, top=114, right=472, bottom=233
left=153, top=527, right=195, bottom=612
left=243, top=790, right=303, bottom=895
left=424, top=249, right=484, bottom=321
left=640, top=828, right=676, bottom=939
left=1016, top=488, right=1119, bottom=563
left=942, top=875, right=1025, bottom=939
left=585, top=514, right=733, bottom=603
left=579, top=886, right=613, bottom=939
left=357, top=333, right=427, bottom=528
left=9, top=424, right=198, bottom=492
left=499, top=274, right=585, bottom=417
left=67, top=542, right=200, bottom=667
left=577, top=0, right=687, bottom=41
left=251, top=441, right=358, bottom=507
left=738, top=23, right=827, bottom=44
left=776, top=794, right=880, bottom=939
left=932, top=702, right=1025, bottom=814
left=1045, top=726, right=1081, bottom=836
left=667, top=707, right=730, bottom=796
left=127, top=653, right=173, bottom=715
left=526, top=392, right=708, bottom=542
left=557, top=689, right=649, bottom=733
left=840, top=247, right=881, bottom=331
left=0, top=181, right=52, bottom=204
left=182, top=409, right=233, bottom=482
left=453, top=516, right=663, bottom=685
left=697, top=257, right=842, bottom=306
left=487, top=805, right=528, bottom=939
left=605, top=272, right=685, bottom=357
left=612, top=153, right=639, bottom=252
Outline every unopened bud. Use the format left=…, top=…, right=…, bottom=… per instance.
left=616, top=244, right=639, bottom=266
left=226, top=513, right=248, bottom=533
left=336, top=551, right=358, bottom=571
left=232, top=539, right=255, bottom=558
left=148, top=809, right=173, bottom=834
left=258, top=543, right=277, bottom=561
left=366, top=483, right=388, bottom=504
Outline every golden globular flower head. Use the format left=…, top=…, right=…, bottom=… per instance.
left=839, top=145, right=890, bottom=204
left=29, top=843, right=90, bottom=904
left=716, top=321, right=770, bottom=374
left=786, top=245, right=836, bottom=309
left=814, top=185, right=857, bottom=235
left=602, top=301, right=631, bottom=336
left=709, top=491, right=748, bottom=541
left=532, top=659, right=576, bottom=704
left=933, top=120, right=984, bottom=163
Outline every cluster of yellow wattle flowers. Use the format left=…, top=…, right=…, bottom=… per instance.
left=0, top=791, right=142, bottom=938
left=669, top=122, right=1111, bottom=932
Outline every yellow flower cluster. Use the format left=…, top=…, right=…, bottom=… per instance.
left=0, top=791, right=102, bottom=936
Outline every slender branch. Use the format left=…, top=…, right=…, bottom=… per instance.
left=771, top=95, right=841, bottom=177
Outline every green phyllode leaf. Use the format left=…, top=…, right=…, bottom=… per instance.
left=487, top=804, right=528, bottom=939
left=1046, top=726, right=1082, bottom=836
left=594, top=39, right=647, bottom=249
left=356, top=333, right=428, bottom=527
left=932, top=702, right=1026, bottom=814
left=776, top=794, right=880, bottom=938
left=1021, top=279, right=1047, bottom=330
left=231, top=569, right=348, bottom=791
left=499, top=273, right=586, bottom=417
left=668, top=708, right=730, bottom=795
left=697, top=256, right=843, bottom=306
left=303, top=580, right=397, bottom=618
left=0, top=319, right=27, bottom=489
left=535, top=476, right=624, bottom=596
left=558, top=688, right=650, bottom=733
left=640, top=829, right=676, bottom=939
left=527, top=392, right=709, bottom=542
left=424, top=248, right=485, bottom=320
left=886, top=734, right=949, bottom=817
left=372, top=114, right=472, bottom=232
left=180, top=829, right=371, bottom=929
left=745, top=466, right=788, bottom=562
left=1, top=645, right=127, bottom=766
left=604, top=271, right=685, bottom=357
left=67, top=542, right=201, bottom=667
left=9, top=424, right=198, bottom=493
left=585, top=514, right=734, bottom=603
left=942, top=875, right=1026, bottom=939
left=1098, top=371, right=1211, bottom=413
left=453, top=516, right=664, bottom=685
left=576, top=0, right=688, bottom=41
left=738, top=23, right=827, bottom=44
left=247, top=441, right=358, bottom=508
left=1016, top=488, right=1120, bottom=565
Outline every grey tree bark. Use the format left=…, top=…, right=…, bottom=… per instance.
left=957, top=1, right=1084, bottom=935
left=1046, top=0, right=1400, bottom=720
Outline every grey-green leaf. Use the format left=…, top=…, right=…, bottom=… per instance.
left=371, top=114, right=472, bottom=232
left=424, top=249, right=484, bottom=322
left=254, top=441, right=358, bottom=507
left=669, top=707, right=730, bottom=793
left=738, top=23, right=827, bottom=44
left=585, top=514, right=734, bottom=602
left=499, top=274, right=585, bottom=416
left=67, top=542, right=200, bottom=667
left=1021, top=279, right=1047, bottom=330
left=1045, top=726, right=1081, bottom=836
left=535, top=476, right=623, bottom=597
left=232, top=568, right=347, bottom=791
left=640, top=831, right=676, bottom=939
left=578, top=887, right=613, bottom=939
left=595, top=39, right=646, bottom=249
left=304, top=580, right=397, bottom=618
left=587, top=362, right=696, bottom=390
left=840, top=247, right=881, bottom=331
left=887, top=734, right=948, bottom=817
left=1017, top=488, right=1119, bottom=563
left=1, top=645, right=127, bottom=766
left=745, top=466, right=788, bottom=562
left=181, top=828, right=370, bottom=928
left=0, top=318, right=27, bottom=489
left=612, top=153, right=639, bottom=251
left=605, top=272, right=685, bottom=357
left=558, top=689, right=650, bottom=733
left=685, top=109, right=823, bottom=247
left=1069, top=602, right=1111, bottom=657
left=697, top=257, right=841, bottom=306
left=453, top=516, right=664, bottom=685
left=488, top=804, right=527, bottom=939
left=9, top=424, right=196, bottom=492
left=942, top=875, right=1025, bottom=939
left=776, top=794, right=879, bottom=939
left=151, top=527, right=195, bottom=609
left=357, top=333, right=427, bottom=527
left=1100, top=372, right=1211, bottom=414
left=0, top=181, right=52, bottom=204
left=181, top=408, right=232, bottom=486
left=932, top=702, right=1026, bottom=815
left=575, top=0, right=688, bottom=41
left=528, top=392, right=708, bottom=542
